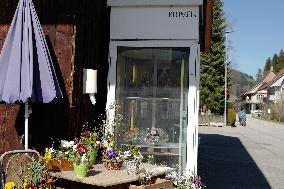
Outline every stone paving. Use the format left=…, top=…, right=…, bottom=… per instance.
left=198, top=115, right=284, bottom=189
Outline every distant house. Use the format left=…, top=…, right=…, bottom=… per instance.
left=241, top=71, right=276, bottom=113
left=267, top=68, right=284, bottom=103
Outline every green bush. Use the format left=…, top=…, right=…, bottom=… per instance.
left=227, top=108, right=236, bottom=126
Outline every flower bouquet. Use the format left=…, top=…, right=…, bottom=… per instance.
left=103, top=148, right=123, bottom=170
left=70, top=142, right=90, bottom=178
left=141, top=128, right=168, bottom=145
left=79, top=130, right=100, bottom=167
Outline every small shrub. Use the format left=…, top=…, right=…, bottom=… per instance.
left=227, top=108, right=236, bottom=126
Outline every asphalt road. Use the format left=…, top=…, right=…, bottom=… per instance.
left=198, top=115, right=284, bottom=189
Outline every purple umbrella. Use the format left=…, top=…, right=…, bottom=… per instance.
left=0, top=0, right=62, bottom=149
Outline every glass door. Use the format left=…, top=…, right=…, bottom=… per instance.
left=116, top=47, right=189, bottom=172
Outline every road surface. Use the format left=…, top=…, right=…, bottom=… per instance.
left=198, top=115, right=284, bottom=189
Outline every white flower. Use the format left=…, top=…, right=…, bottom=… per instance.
left=61, top=140, right=75, bottom=148
left=46, top=147, right=55, bottom=153
left=72, top=144, right=77, bottom=151
left=81, top=153, right=87, bottom=163
left=123, top=151, right=132, bottom=158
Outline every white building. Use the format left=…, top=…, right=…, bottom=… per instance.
left=242, top=71, right=276, bottom=113
left=107, top=0, right=206, bottom=174
left=267, top=68, right=284, bottom=103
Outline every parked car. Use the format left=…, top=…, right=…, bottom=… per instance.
left=252, top=109, right=262, bottom=117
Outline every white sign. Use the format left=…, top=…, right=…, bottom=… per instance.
left=110, top=6, right=199, bottom=40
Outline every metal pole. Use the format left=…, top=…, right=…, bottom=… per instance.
left=24, top=102, right=29, bottom=150
left=224, top=31, right=232, bottom=126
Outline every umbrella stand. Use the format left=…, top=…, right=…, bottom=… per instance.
left=24, top=102, right=29, bottom=150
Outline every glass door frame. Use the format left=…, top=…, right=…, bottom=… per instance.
left=107, top=40, right=200, bottom=174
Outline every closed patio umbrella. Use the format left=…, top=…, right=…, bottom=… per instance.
left=0, top=0, right=62, bottom=149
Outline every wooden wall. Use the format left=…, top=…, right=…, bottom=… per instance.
left=0, top=0, right=109, bottom=153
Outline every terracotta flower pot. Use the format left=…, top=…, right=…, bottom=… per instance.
left=61, top=159, right=74, bottom=171
left=46, top=159, right=61, bottom=172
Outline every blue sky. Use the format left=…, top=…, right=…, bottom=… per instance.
left=223, top=0, right=284, bottom=78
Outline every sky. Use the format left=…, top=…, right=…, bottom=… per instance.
left=223, top=0, right=284, bottom=78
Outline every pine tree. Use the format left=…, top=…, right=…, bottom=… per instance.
left=277, top=49, right=284, bottom=72
left=263, top=58, right=272, bottom=76
left=200, top=0, right=227, bottom=114
left=272, top=53, right=279, bottom=72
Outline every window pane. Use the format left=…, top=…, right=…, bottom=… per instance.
left=116, top=47, right=189, bottom=173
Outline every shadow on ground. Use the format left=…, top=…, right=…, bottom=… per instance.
left=198, top=133, right=271, bottom=189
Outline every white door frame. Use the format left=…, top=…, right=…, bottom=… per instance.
left=107, top=39, right=200, bottom=174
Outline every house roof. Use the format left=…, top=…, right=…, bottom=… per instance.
left=243, top=71, right=276, bottom=96
left=266, top=67, right=284, bottom=88
left=258, top=71, right=277, bottom=90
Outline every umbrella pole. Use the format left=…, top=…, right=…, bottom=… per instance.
left=24, top=102, right=29, bottom=150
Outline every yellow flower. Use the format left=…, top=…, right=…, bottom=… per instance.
left=23, top=182, right=27, bottom=189
left=43, top=152, right=52, bottom=163
left=4, top=182, right=16, bottom=189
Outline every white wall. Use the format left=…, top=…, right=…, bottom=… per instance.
left=110, top=6, right=199, bottom=40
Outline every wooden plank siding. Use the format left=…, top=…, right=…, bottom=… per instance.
left=0, top=0, right=110, bottom=153
left=200, top=0, right=213, bottom=52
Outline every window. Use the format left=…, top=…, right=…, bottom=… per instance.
left=116, top=47, right=189, bottom=173
left=257, top=94, right=264, bottom=100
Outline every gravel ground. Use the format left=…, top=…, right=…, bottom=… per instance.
left=198, top=115, right=284, bottom=189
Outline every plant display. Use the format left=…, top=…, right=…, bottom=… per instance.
left=102, top=148, right=124, bottom=170
left=141, top=128, right=168, bottom=145
left=165, top=172, right=205, bottom=189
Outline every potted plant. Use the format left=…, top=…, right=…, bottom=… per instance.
left=43, top=147, right=62, bottom=172
left=165, top=171, right=206, bottom=189
left=103, top=148, right=123, bottom=170
left=79, top=130, right=100, bottom=167
left=44, top=141, right=75, bottom=172
left=71, top=142, right=89, bottom=179
left=123, top=143, right=143, bottom=175
left=58, top=140, right=76, bottom=170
